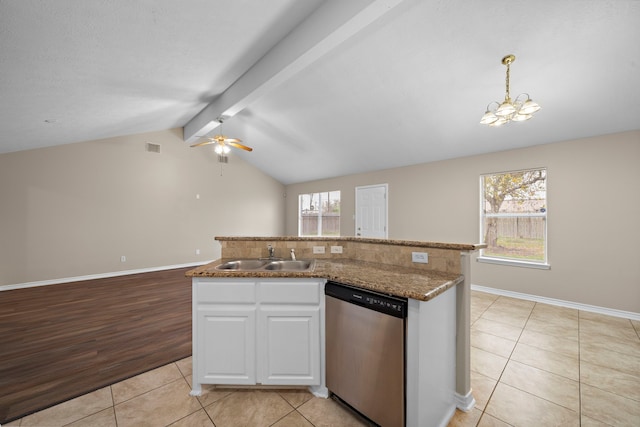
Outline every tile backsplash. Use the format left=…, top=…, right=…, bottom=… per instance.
left=219, top=238, right=462, bottom=275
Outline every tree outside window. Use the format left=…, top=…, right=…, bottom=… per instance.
left=480, top=168, right=547, bottom=266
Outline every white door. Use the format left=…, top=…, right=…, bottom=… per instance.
left=355, top=184, right=388, bottom=238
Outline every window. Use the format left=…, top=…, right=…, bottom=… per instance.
left=479, top=168, right=548, bottom=268
left=298, top=191, right=340, bottom=236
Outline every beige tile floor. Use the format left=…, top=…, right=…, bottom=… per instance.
left=450, top=291, right=640, bottom=427
left=6, top=291, right=640, bottom=427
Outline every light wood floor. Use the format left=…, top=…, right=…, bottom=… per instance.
left=0, top=267, right=193, bottom=424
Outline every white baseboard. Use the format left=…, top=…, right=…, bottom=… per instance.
left=0, top=261, right=211, bottom=292
left=471, top=284, right=640, bottom=321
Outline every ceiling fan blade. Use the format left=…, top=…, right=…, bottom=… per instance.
left=228, top=141, right=253, bottom=152
left=190, top=139, right=215, bottom=148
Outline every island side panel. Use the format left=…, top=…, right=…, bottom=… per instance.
left=455, top=252, right=475, bottom=410
left=406, top=285, right=457, bottom=427
left=190, top=277, right=201, bottom=395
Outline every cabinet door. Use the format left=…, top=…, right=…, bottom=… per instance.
left=197, top=307, right=256, bottom=385
left=257, top=307, right=320, bottom=385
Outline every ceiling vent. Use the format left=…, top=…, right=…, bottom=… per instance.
left=146, top=142, right=161, bottom=153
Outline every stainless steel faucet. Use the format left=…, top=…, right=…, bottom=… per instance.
left=290, top=248, right=296, bottom=260
left=267, top=244, right=275, bottom=259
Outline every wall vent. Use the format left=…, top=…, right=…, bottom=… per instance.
left=146, top=142, right=161, bottom=153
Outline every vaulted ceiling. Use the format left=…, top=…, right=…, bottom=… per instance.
left=1, top=0, right=639, bottom=184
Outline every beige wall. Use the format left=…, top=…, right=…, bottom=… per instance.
left=285, top=131, right=640, bottom=313
left=0, top=128, right=285, bottom=285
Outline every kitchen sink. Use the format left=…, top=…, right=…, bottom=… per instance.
left=263, top=260, right=315, bottom=271
left=215, top=259, right=269, bottom=270
left=215, top=259, right=316, bottom=272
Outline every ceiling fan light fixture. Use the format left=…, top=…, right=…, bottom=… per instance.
left=480, top=54, right=540, bottom=126
left=190, top=116, right=253, bottom=156
left=214, top=143, right=231, bottom=155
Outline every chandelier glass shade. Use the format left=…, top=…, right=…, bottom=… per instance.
left=480, top=55, right=540, bottom=127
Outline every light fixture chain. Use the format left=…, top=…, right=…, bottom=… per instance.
left=505, top=61, right=511, bottom=101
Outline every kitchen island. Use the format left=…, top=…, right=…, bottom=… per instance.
left=187, top=236, right=484, bottom=427
left=188, top=257, right=464, bottom=302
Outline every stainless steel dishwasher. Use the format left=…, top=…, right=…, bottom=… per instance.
left=325, top=281, right=408, bottom=427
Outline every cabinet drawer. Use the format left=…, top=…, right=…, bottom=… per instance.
left=259, top=280, right=320, bottom=304
left=197, top=281, right=256, bottom=303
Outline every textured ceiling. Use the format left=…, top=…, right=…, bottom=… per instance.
left=1, top=0, right=639, bottom=184
left=0, top=0, right=324, bottom=152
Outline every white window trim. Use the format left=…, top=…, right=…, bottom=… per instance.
left=477, top=256, right=551, bottom=270
left=479, top=168, right=549, bottom=269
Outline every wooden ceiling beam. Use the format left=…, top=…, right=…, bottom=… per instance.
left=183, top=0, right=406, bottom=143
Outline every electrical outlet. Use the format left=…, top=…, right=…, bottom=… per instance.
left=330, top=245, right=343, bottom=254
left=411, top=252, right=428, bottom=264
left=195, top=249, right=200, bottom=255
left=313, top=246, right=326, bottom=254
left=120, top=255, right=126, bottom=262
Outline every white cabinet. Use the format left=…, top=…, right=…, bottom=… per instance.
left=192, top=279, right=257, bottom=391
left=258, top=280, right=322, bottom=385
left=191, top=277, right=325, bottom=396
left=197, top=307, right=256, bottom=385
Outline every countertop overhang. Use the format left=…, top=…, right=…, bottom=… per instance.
left=186, top=258, right=463, bottom=302
left=215, top=235, right=485, bottom=252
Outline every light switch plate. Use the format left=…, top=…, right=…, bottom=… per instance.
left=313, top=246, right=326, bottom=254
left=411, top=252, right=428, bottom=263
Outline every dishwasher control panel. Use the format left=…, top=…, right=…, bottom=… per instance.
left=365, top=295, right=404, bottom=314
left=325, top=281, right=408, bottom=318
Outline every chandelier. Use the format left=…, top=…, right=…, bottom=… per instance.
left=480, top=54, right=540, bottom=126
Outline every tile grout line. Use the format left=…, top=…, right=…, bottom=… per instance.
left=575, top=311, right=639, bottom=427
left=111, top=360, right=215, bottom=427
left=472, top=294, right=506, bottom=426
left=111, top=385, right=119, bottom=427
left=470, top=294, right=495, bottom=426
left=179, top=368, right=215, bottom=427
left=268, top=392, right=301, bottom=427
left=475, top=297, right=535, bottom=427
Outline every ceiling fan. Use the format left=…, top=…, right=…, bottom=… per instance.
left=190, top=118, right=253, bottom=160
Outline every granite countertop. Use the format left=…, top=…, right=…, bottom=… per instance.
left=215, top=235, right=484, bottom=251
left=186, top=258, right=463, bottom=302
